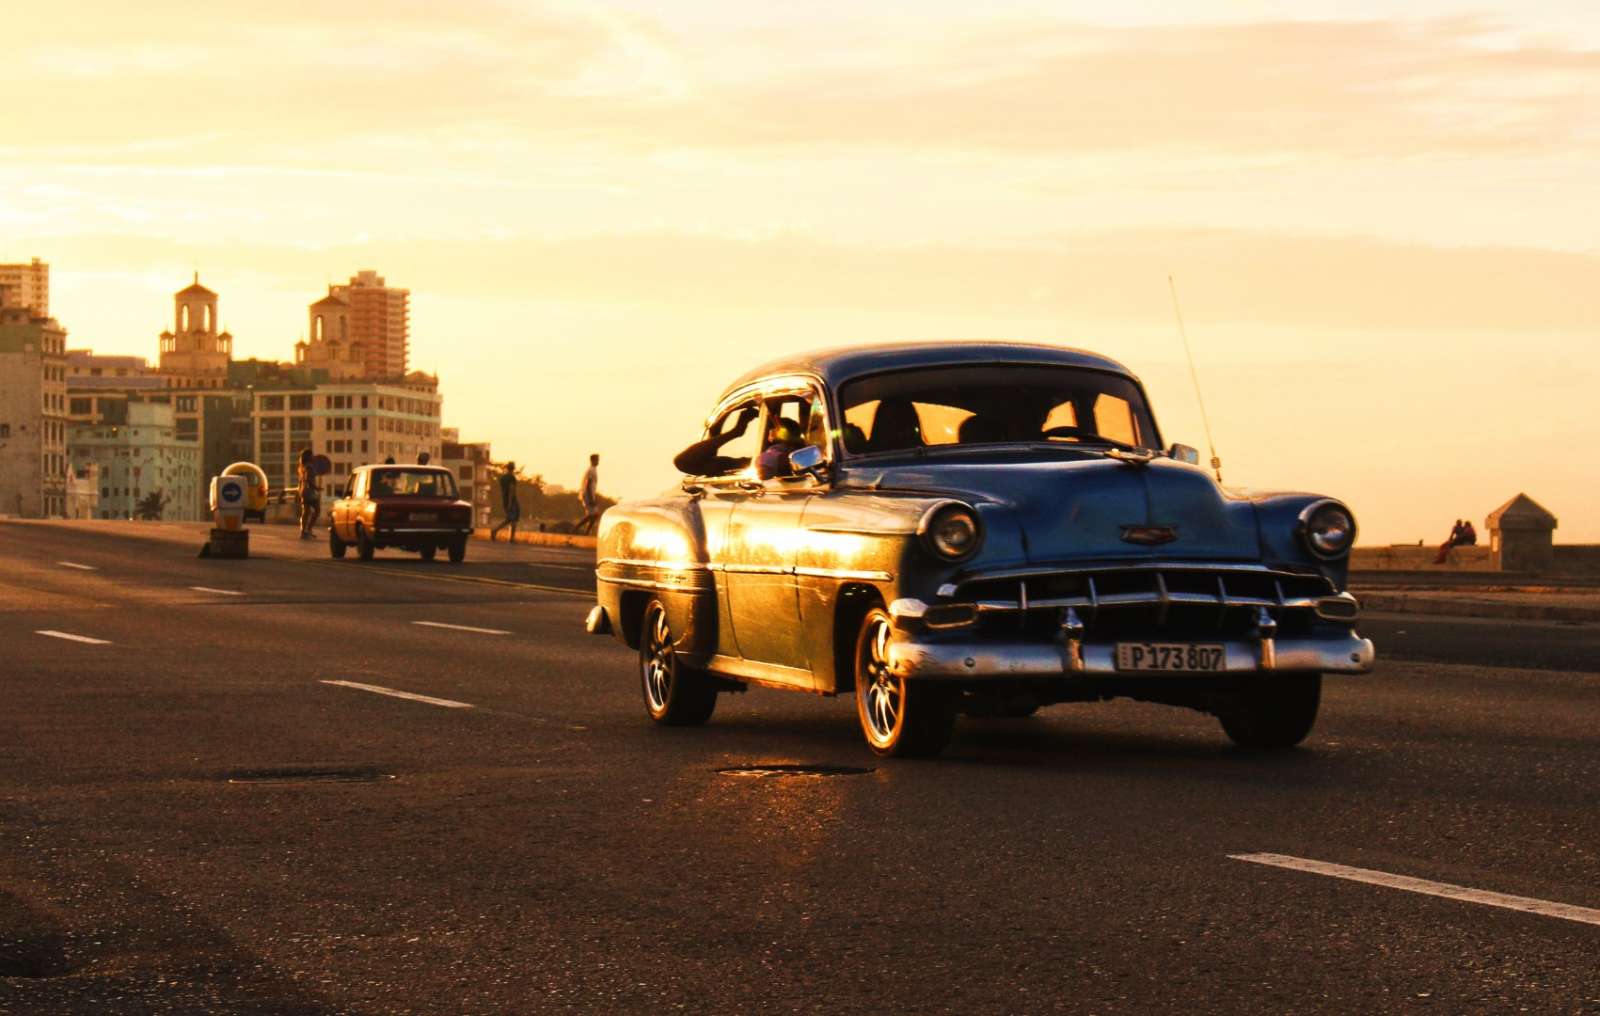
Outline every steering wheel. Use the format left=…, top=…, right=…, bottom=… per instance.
left=1040, top=426, right=1097, bottom=441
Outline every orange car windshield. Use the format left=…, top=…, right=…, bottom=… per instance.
left=368, top=469, right=457, bottom=498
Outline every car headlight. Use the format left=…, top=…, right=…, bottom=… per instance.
left=1300, top=500, right=1356, bottom=559
left=920, top=502, right=983, bottom=561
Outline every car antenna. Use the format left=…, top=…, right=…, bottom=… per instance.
left=1167, top=274, right=1223, bottom=483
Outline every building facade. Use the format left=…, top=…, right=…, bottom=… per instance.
left=0, top=258, right=49, bottom=317
left=331, top=270, right=408, bottom=379
left=69, top=401, right=201, bottom=521
left=441, top=429, right=494, bottom=527
left=252, top=374, right=442, bottom=498
left=0, top=305, right=68, bottom=517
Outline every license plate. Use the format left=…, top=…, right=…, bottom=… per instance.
left=411, top=512, right=439, bottom=522
left=1115, top=642, right=1225, bottom=673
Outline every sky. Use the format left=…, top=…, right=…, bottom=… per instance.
left=5, top=0, right=1598, bottom=543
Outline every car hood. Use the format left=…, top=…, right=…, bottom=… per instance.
left=856, top=455, right=1261, bottom=563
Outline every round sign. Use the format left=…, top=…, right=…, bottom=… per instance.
left=311, top=454, right=332, bottom=476
left=221, top=483, right=242, bottom=503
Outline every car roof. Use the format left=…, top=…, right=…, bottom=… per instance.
left=718, top=341, right=1138, bottom=403
left=358, top=463, right=451, bottom=473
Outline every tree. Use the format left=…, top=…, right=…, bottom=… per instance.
left=134, top=488, right=170, bottom=520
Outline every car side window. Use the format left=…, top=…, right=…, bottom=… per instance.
left=674, top=399, right=762, bottom=478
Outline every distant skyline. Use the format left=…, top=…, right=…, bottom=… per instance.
left=7, top=2, right=1598, bottom=542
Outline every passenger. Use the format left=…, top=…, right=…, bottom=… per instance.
left=674, top=406, right=758, bottom=476
left=755, top=418, right=804, bottom=479
left=369, top=471, right=395, bottom=498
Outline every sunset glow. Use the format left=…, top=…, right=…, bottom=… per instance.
left=8, top=1, right=1598, bottom=542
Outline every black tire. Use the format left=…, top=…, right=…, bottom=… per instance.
left=356, top=525, right=375, bottom=561
left=447, top=538, right=466, bottom=564
left=420, top=545, right=437, bottom=561
left=638, top=599, right=716, bottom=726
left=329, top=526, right=347, bottom=559
left=1219, top=673, right=1322, bottom=750
left=854, top=607, right=954, bottom=757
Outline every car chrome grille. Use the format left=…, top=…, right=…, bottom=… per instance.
left=957, top=565, right=1336, bottom=640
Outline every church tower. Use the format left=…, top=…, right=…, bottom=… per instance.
left=293, top=288, right=364, bottom=380
left=157, top=273, right=234, bottom=388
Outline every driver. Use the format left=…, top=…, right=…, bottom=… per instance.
left=755, top=417, right=804, bottom=479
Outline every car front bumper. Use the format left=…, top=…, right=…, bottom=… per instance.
left=886, top=630, right=1375, bottom=680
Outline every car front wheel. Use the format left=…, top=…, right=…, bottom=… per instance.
left=639, top=599, right=716, bottom=725
left=355, top=525, right=375, bottom=561
left=329, top=526, right=347, bottom=559
left=1218, top=673, right=1321, bottom=750
left=854, top=607, right=954, bottom=757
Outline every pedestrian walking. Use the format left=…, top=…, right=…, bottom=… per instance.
left=297, top=448, right=321, bottom=539
left=490, top=461, right=521, bottom=542
left=576, top=454, right=602, bottom=535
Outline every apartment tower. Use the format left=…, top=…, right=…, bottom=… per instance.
left=331, top=270, right=408, bottom=379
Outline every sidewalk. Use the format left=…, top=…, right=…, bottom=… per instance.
left=1355, top=585, right=1600, bottom=624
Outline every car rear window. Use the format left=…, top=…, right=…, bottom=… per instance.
left=367, top=468, right=458, bottom=498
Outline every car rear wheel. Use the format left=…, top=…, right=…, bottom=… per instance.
left=355, top=524, right=375, bottom=561
left=639, top=599, right=716, bottom=725
left=854, top=607, right=954, bottom=757
left=328, top=526, right=347, bottom=559
left=1218, top=673, right=1321, bottom=750
left=419, top=545, right=436, bottom=561
left=447, top=538, right=466, bottom=564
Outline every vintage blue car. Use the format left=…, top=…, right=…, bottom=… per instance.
left=586, top=342, right=1374, bottom=757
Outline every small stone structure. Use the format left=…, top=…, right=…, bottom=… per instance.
left=1487, top=493, right=1558, bottom=572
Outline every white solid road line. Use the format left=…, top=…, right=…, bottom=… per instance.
left=57, top=561, right=97, bottom=570
left=190, top=586, right=244, bottom=596
left=1231, top=853, right=1600, bottom=928
left=412, top=620, right=511, bottom=635
left=320, top=679, right=475, bottom=710
left=35, top=629, right=111, bottom=645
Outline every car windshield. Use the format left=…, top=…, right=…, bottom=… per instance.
left=367, top=468, right=457, bottom=498
left=837, top=364, right=1159, bottom=456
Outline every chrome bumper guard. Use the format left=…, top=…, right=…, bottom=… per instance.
left=885, top=629, right=1375, bottom=680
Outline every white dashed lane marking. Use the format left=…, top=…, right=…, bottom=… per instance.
left=320, top=680, right=475, bottom=710
left=35, top=630, right=112, bottom=645
left=1231, top=853, right=1600, bottom=927
left=411, top=621, right=510, bottom=636
left=57, top=561, right=97, bottom=571
left=190, top=586, right=244, bottom=596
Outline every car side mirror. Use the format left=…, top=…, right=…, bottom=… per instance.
left=1167, top=443, right=1200, bottom=465
left=788, top=444, right=828, bottom=479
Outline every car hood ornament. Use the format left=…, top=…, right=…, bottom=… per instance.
left=1121, top=524, right=1178, bottom=546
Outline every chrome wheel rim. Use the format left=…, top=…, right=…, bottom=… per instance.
left=642, top=607, right=673, bottom=713
left=861, top=615, right=900, bottom=743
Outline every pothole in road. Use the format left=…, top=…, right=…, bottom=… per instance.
left=718, top=764, right=874, bottom=779
left=225, top=765, right=396, bottom=785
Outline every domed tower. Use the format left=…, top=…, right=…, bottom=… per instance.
left=293, top=288, right=364, bottom=380
left=157, top=273, right=233, bottom=388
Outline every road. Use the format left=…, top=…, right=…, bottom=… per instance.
left=2, top=520, right=1596, bottom=1014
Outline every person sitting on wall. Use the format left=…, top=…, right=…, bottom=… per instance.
left=1457, top=520, right=1477, bottom=546
left=1434, top=518, right=1465, bottom=564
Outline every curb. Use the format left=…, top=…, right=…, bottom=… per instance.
left=1357, top=591, right=1600, bottom=624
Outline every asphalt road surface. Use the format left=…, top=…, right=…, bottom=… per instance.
left=3, top=521, right=1596, bottom=1015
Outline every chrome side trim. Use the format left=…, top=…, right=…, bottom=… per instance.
left=806, top=524, right=918, bottom=536
left=716, top=563, right=791, bottom=576
left=597, top=557, right=708, bottom=571
left=377, top=527, right=473, bottom=534
left=596, top=575, right=708, bottom=594
left=795, top=566, right=893, bottom=581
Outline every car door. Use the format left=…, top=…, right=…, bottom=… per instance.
left=684, top=399, right=763, bottom=660
left=334, top=471, right=361, bottom=540
left=724, top=386, right=826, bottom=673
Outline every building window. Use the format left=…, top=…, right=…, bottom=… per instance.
left=289, top=394, right=312, bottom=411
left=262, top=395, right=285, bottom=411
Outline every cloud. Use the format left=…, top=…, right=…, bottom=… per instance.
left=6, top=11, right=1597, bottom=162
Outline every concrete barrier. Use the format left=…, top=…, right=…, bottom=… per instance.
left=1351, top=545, right=1494, bottom=572
left=473, top=527, right=596, bottom=550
